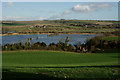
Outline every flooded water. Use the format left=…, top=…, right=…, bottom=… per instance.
left=2, top=34, right=100, bottom=46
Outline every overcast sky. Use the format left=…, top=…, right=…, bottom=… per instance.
left=2, top=2, right=118, bottom=21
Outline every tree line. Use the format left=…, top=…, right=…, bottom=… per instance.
left=2, top=35, right=120, bottom=53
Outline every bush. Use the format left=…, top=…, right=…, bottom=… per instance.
left=67, top=44, right=75, bottom=51
left=48, top=43, right=58, bottom=50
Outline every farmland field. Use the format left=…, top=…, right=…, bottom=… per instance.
left=2, top=51, right=119, bottom=79
left=2, top=20, right=119, bottom=35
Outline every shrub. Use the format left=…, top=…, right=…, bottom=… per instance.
left=67, top=44, right=75, bottom=51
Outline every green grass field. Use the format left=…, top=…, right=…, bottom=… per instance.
left=103, top=36, right=120, bottom=41
left=2, top=51, right=119, bottom=79
left=2, top=51, right=118, bottom=67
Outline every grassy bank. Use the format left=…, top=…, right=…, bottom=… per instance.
left=3, top=67, right=119, bottom=79
left=2, top=51, right=119, bottom=79
left=2, top=51, right=118, bottom=67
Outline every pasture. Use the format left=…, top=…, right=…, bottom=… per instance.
left=2, top=20, right=119, bottom=35
left=2, top=51, right=119, bottom=79
left=2, top=51, right=118, bottom=67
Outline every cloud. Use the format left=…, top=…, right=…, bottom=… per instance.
left=72, top=3, right=110, bottom=13
left=6, top=2, right=13, bottom=6
left=3, top=16, right=33, bottom=21
left=3, top=16, right=48, bottom=21
left=72, top=4, right=91, bottom=13
left=5, top=16, right=22, bottom=19
left=3, top=3, right=111, bottom=20
left=48, top=10, right=71, bottom=20
left=63, top=10, right=71, bottom=15
left=48, top=3, right=111, bottom=20
left=39, top=17, right=48, bottom=20
left=3, top=16, right=21, bottom=20
left=3, top=16, right=27, bottom=21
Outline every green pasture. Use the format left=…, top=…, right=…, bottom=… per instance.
left=2, top=23, right=27, bottom=26
left=103, top=36, right=120, bottom=41
left=2, top=51, right=119, bottom=79
left=3, top=51, right=118, bottom=67
left=3, top=67, right=119, bottom=79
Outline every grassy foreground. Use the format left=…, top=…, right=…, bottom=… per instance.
left=2, top=51, right=120, bottom=79
left=2, top=51, right=118, bottom=67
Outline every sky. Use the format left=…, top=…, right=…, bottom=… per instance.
left=1, top=0, right=120, bottom=2
left=2, top=2, right=118, bottom=21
